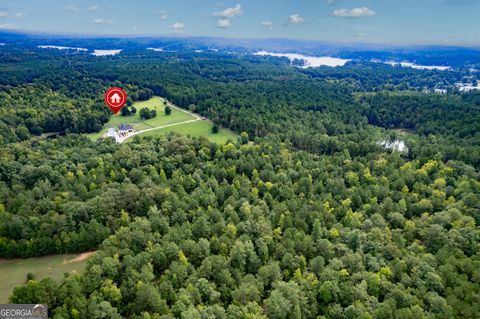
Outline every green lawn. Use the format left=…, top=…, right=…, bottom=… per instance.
left=138, top=120, right=238, bottom=144
left=0, top=252, right=94, bottom=303
left=88, top=97, right=195, bottom=140
left=88, top=96, right=238, bottom=143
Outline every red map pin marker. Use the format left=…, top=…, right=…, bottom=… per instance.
left=105, top=87, right=127, bottom=114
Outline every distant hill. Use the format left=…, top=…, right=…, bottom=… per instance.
left=1, top=31, right=480, bottom=67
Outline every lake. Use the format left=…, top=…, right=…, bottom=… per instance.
left=37, top=46, right=122, bottom=56
left=456, top=83, right=480, bottom=92
left=92, top=49, right=122, bottom=56
left=379, top=139, right=408, bottom=153
left=254, top=51, right=350, bottom=68
left=384, top=61, right=450, bottom=71
left=38, top=45, right=87, bottom=51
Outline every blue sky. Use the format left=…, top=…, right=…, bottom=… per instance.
left=0, top=0, right=478, bottom=45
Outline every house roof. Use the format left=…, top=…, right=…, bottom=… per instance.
left=119, top=124, right=133, bottom=131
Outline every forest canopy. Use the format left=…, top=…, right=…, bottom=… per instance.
left=0, top=45, right=479, bottom=318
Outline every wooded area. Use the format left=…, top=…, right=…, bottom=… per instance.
left=0, top=46, right=478, bottom=318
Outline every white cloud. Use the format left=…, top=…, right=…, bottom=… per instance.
left=333, top=7, right=376, bottom=18
left=260, top=21, right=273, bottom=29
left=64, top=4, right=78, bottom=12
left=288, top=14, right=304, bottom=25
left=171, top=22, right=184, bottom=30
left=217, top=19, right=231, bottom=28
left=213, top=4, right=242, bottom=18
left=88, top=5, right=99, bottom=11
left=94, top=18, right=113, bottom=25
left=158, top=11, right=168, bottom=20
left=0, top=11, right=24, bottom=19
left=0, top=23, right=17, bottom=30
left=326, top=0, right=335, bottom=4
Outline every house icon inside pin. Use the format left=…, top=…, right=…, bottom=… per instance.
left=110, top=93, right=121, bottom=104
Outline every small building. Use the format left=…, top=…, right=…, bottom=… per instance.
left=107, top=127, right=118, bottom=142
left=104, top=124, right=135, bottom=143
left=118, top=124, right=134, bottom=133
left=117, top=124, right=135, bottom=139
left=434, top=88, right=447, bottom=94
left=107, top=127, right=117, bottom=138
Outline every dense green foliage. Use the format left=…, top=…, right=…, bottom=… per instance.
left=360, top=93, right=480, bottom=138
left=4, top=135, right=479, bottom=318
left=121, top=106, right=137, bottom=117
left=0, top=82, right=150, bottom=143
left=301, top=62, right=470, bottom=92
left=164, top=106, right=172, bottom=116
left=0, top=46, right=479, bottom=318
left=0, top=85, right=107, bottom=143
left=139, top=107, right=157, bottom=120
left=358, top=92, right=480, bottom=168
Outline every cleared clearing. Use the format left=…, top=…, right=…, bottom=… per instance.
left=0, top=252, right=95, bottom=303
left=88, top=97, right=195, bottom=140
left=89, top=96, right=237, bottom=143
left=136, top=120, right=238, bottom=144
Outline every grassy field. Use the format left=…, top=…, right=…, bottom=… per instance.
left=88, top=97, right=195, bottom=140
left=138, top=120, right=238, bottom=144
left=0, top=252, right=94, bottom=303
left=89, top=96, right=238, bottom=143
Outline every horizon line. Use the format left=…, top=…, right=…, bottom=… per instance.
left=1, top=29, right=480, bottom=50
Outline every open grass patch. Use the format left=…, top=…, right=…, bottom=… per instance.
left=87, top=97, right=195, bottom=140
left=0, top=252, right=94, bottom=303
left=137, top=120, right=238, bottom=144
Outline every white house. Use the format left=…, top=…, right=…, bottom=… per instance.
left=107, top=127, right=117, bottom=139
left=118, top=124, right=134, bottom=133
left=104, top=124, right=135, bottom=143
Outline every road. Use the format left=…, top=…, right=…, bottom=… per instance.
left=117, top=99, right=202, bottom=143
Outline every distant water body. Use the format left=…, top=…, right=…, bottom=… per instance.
left=92, top=49, right=122, bottom=56
left=456, top=83, right=480, bottom=92
left=384, top=61, right=450, bottom=71
left=38, top=45, right=87, bottom=51
left=379, top=139, right=408, bottom=153
left=38, top=46, right=122, bottom=56
left=253, top=53, right=451, bottom=71
left=254, top=51, right=350, bottom=68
